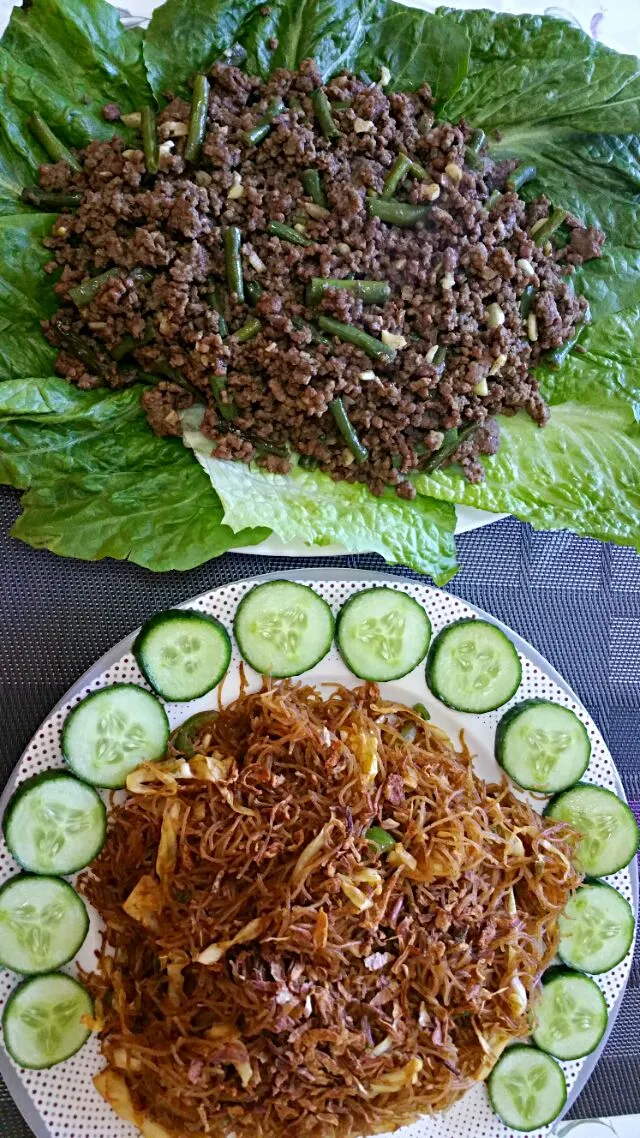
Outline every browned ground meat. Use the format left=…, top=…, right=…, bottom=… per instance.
left=40, top=61, right=602, bottom=496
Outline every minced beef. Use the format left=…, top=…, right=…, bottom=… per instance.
left=39, top=61, right=602, bottom=496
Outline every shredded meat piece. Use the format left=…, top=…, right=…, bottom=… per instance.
left=81, top=680, right=582, bottom=1138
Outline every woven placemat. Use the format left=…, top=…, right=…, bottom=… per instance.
left=1, top=482, right=639, bottom=1134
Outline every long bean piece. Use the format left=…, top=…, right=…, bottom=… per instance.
left=234, top=317, right=262, bottom=343
left=141, top=106, right=159, bottom=175
left=244, top=98, right=285, bottom=146
left=21, top=186, right=82, bottom=210
left=368, top=198, right=431, bottom=226
left=51, top=321, right=107, bottom=374
left=506, top=163, right=537, bottom=192
left=210, top=375, right=238, bottom=420
left=208, top=284, right=228, bottom=338
left=317, top=316, right=396, bottom=361
left=27, top=113, right=80, bottom=170
left=291, top=316, right=332, bottom=346
left=223, top=226, right=244, bottom=302
left=465, top=128, right=486, bottom=171
left=267, top=221, right=313, bottom=247
left=533, top=207, right=568, bottom=246
left=421, top=423, right=478, bottom=472
left=520, top=284, right=536, bottom=320
left=245, top=281, right=264, bottom=307
left=329, top=398, right=369, bottom=464
left=301, top=169, right=327, bottom=208
left=110, top=320, right=156, bottom=361
left=311, top=89, right=341, bottom=139
left=382, top=153, right=413, bottom=199
left=68, top=266, right=152, bottom=308
left=306, top=278, right=390, bottom=306
left=185, top=75, right=209, bottom=163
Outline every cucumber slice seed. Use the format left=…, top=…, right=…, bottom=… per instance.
left=426, top=618, right=521, bottom=713
left=496, top=699, right=591, bottom=793
left=558, top=882, right=635, bottom=974
left=3, top=772, right=106, bottom=876
left=0, top=876, right=89, bottom=975
left=62, top=683, right=170, bottom=788
left=133, top=610, right=231, bottom=701
left=234, top=581, right=334, bottom=677
left=531, top=969, right=608, bottom=1060
left=545, top=783, right=639, bottom=877
left=488, top=1044, right=567, bottom=1132
left=336, top=588, right=431, bottom=681
left=2, top=972, right=92, bottom=1069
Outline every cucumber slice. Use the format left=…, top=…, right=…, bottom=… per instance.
left=545, top=783, right=639, bottom=877
left=336, top=588, right=431, bottom=681
left=133, top=609, right=231, bottom=701
left=62, top=684, right=169, bottom=788
left=2, top=972, right=92, bottom=1069
left=234, top=581, right=334, bottom=677
left=488, top=1045, right=566, bottom=1132
left=0, top=875, right=89, bottom=975
left=426, top=618, right=521, bottom=713
left=558, top=881, right=635, bottom=974
left=496, top=699, right=590, bottom=793
left=531, top=968, right=608, bottom=1060
left=3, top=772, right=106, bottom=876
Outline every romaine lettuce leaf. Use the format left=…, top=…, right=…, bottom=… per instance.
left=0, top=377, right=268, bottom=569
left=0, top=0, right=151, bottom=214
left=182, top=409, right=458, bottom=584
left=416, top=307, right=640, bottom=551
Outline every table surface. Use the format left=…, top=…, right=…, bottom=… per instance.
left=1, top=0, right=640, bottom=1135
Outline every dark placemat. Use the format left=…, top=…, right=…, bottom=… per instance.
left=1, top=482, right=639, bottom=1134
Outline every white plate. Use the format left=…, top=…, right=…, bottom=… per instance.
left=0, top=569, right=636, bottom=1138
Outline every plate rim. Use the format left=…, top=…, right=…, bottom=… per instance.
left=0, top=566, right=636, bottom=1138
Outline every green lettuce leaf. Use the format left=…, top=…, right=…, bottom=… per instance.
left=0, top=378, right=268, bottom=569
left=354, top=3, right=469, bottom=105
left=441, top=9, right=640, bottom=320
left=0, top=0, right=151, bottom=214
left=0, top=213, right=57, bottom=379
left=415, top=307, right=640, bottom=551
left=182, top=409, right=458, bottom=584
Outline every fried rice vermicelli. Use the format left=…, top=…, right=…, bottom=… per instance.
left=80, top=681, right=581, bottom=1138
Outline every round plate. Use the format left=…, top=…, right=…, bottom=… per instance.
left=0, top=569, right=636, bottom=1138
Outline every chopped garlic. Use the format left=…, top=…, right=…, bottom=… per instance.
left=335, top=241, right=351, bottom=255
left=303, top=200, right=330, bottom=219
left=354, top=117, right=375, bottom=134
left=422, top=182, right=440, bottom=201
left=379, top=65, right=392, bottom=88
left=486, top=302, right=505, bottom=328
left=441, top=272, right=455, bottom=291
left=342, top=449, right=355, bottom=466
left=381, top=330, right=408, bottom=350
left=227, top=172, right=245, bottom=200
left=120, top=111, right=142, bottom=128
left=359, top=370, right=378, bottom=381
left=352, top=867, right=383, bottom=890
left=54, top=226, right=68, bottom=237
left=473, top=377, right=489, bottom=396
left=506, top=886, right=517, bottom=916
left=444, top=162, right=462, bottom=186
left=370, top=1035, right=393, bottom=1056
left=516, top=258, right=535, bottom=277
left=506, top=833, right=525, bottom=857
left=121, top=150, right=138, bottom=159
left=489, top=353, right=508, bottom=376
left=425, top=344, right=439, bottom=364
left=158, top=140, right=174, bottom=169
left=527, top=312, right=538, bottom=342
left=247, top=248, right=267, bottom=273
left=159, top=120, right=189, bottom=139
left=294, top=223, right=307, bottom=235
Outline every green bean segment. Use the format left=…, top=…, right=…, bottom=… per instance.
left=141, top=106, right=159, bottom=175
left=329, top=397, right=369, bottom=463
left=234, top=318, right=262, bottom=343
left=223, top=226, right=245, bottom=302
left=368, top=198, right=431, bottom=226
left=301, top=169, right=327, bottom=207
left=306, top=278, right=390, bottom=306
left=267, top=221, right=313, bottom=247
left=27, top=113, right=80, bottom=170
left=311, top=89, right=341, bottom=139
left=244, top=98, right=285, bottom=146
left=21, top=186, right=82, bottom=210
left=185, top=75, right=210, bottom=163
left=317, top=316, right=396, bottom=361
left=68, top=266, right=152, bottom=308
